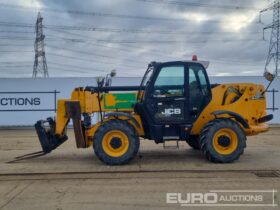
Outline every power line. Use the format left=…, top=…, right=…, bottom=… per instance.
left=0, top=22, right=262, bottom=47
left=0, top=44, right=32, bottom=47
left=49, top=67, right=141, bottom=76
left=44, top=25, right=261, bottom=34
left=0, top=63, right=32, bottom=68
left=0, top=22, right=33, bottom=29
left=46, top=37, right=266, bottom=44
left=0, top=14, right=266, bottom=75
left=0, top=35, right=266, bottom=67
left=46, top=29, right=175, bottom=58
left=48, top=52, right=114, bottom=64
left=0, top=30, right=34, bottom=34
left=47, top=52, right=141, bottom=69
left=136, top=0, right=261, bottom=10
left=46, top=45, right=146, bottom=65
left=0, top=21, right=262, bottom=35
left=46, top=45, right=120, bottom=59
left=48, top=61, right=105, bottom=72
left=0, top=50, right=33, bottom=52
left=96, top=39, right=265, bottom=44
left=211, top=61, right=263, bottom=67
left=0, top=36, right=34, bottom=40
left=0, top=61, right=32, bottom=64
left=44, top=39, right=267, bottom=67
left=48, top=63, right=105, bottom=74
left=0, top=3, right=261, bottom=23
left=0, top=36, right=267, bottom=68
left=48, top=62, right=140, bottom=76
left=48, top=67, right=102, bottom=75
left=47, top=29, right=265, bottom=64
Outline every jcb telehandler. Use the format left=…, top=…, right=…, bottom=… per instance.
left=30, top=58, right=272, bottom=165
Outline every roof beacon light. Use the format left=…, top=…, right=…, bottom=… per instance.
left=192, top=55, right=198, bottom=61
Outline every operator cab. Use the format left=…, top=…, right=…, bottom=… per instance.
left=135, top=57, right=212, bottom=142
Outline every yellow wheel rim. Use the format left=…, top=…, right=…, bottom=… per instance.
left=213, top=128, right=238, bottom=155
left=102, top=130, right=129, bottom=157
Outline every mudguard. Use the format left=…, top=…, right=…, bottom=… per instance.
left=212, top=110, right=250, bottom=129
left=104, top=112, right=140, bottom=128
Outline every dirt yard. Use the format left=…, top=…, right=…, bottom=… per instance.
left=0, top=127, right=279, bottom=210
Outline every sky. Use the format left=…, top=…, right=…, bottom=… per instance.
left=0, top=0, right=275, bottom=78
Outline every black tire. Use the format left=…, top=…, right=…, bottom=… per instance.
left=199, top=118, right=246, bottom=163
left=93, top=120, right=140, bottom=165
left=186, top=135, right=200, bottom=150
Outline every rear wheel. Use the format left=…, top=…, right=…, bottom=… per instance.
left=199, top=119, right=246, bottom=163
left=93, top=120, right=140, bottom=165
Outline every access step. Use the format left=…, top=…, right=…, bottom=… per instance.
left=163, top=139, right=179, bottom=149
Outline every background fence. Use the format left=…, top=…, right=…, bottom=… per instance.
left=0, top=76, right=279, bottom=126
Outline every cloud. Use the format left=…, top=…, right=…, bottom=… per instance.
left=19, top=0, right=43, bottom=8
left=0, top=0, right=272, bottom=77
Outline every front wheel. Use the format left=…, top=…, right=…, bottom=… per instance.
left=199, top=119, right=246, bottom=163
left=93, top=120, right=140, bottom=165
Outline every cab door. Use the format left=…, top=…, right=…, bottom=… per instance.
left=142, top=62, right=190, bottom=141
left=188, top=63, right=212, bottom=121
left=145, top=62, right=188, bottom=124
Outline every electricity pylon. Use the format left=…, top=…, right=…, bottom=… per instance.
left=32, top=12, right=49, bottom=78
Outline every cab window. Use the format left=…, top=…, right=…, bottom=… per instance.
left=189, top=64, right=210, bottom=112
left=153, top=66, right=184, bottom=97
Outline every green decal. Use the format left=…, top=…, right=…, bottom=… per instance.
left=104, top=93, right=137, bottom=109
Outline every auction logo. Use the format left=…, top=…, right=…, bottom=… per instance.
left=166, top=190, right=277, bottom=207
left=0, top=91, right=59, bottom=112
left=0, top=97, right=40, bottom=106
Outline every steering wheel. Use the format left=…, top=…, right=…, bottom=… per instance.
left=158, top=86, right=170, bottom=95
left=154, top=86, right=169, bottom=95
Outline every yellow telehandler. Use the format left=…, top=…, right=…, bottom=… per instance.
left=25, top=58, right=273, bottom=165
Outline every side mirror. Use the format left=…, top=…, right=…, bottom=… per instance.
left=110, top=69, right=117, bottom=77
